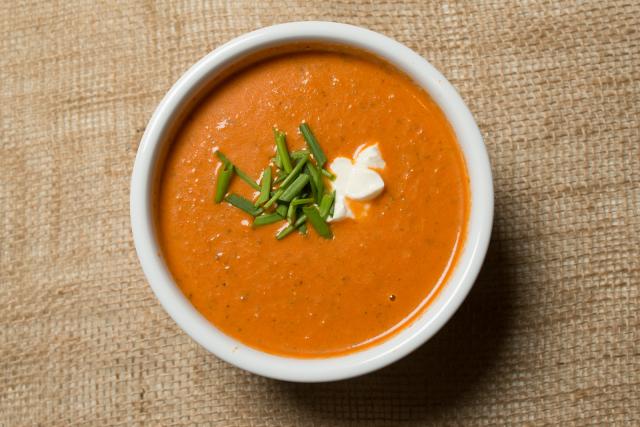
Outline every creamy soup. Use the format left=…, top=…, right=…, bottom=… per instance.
left=156, top=46, right=469, bottom=357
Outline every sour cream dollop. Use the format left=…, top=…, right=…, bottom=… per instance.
left=328, top=143, right=386, bottom=222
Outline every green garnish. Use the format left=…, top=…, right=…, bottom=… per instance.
left=276, top=224, right=295, bottom=240
left=272, top=173, right=287, bottom=185
left=321, top=168, right=336, bottom=180
left=319, top=191, right=335, bottom=218
left=299, top=223, right=308, bottom=235
left=225, top=194, right=261, bottom=216
left=299, top=123, right=327, bottom=167
left=272, top=155, right=282, bottom=169
left=274, top=129, right=293, bottom=174
left=291, top=149, right=310, bottom=161
left=278, top=152, right=309, bottom=190
left=264, top=188, right=284, bottom=209
left=275, top=214, right=307, bottom=240
left=287, top=200, right=297, bottom=223
left=279, top=174, right=310, bottom=202
left=275, top=203, right=288, bottom=218
left=254, top=167, right=272, bottom=206
left=294, top=215, right=307, bottom=227
left=291, top=198, right=315, bottom=206
left=216, top=151, right=260, bottom=190
left=214, top=150, right=231, bottom=164
left=308, top=169, right=318, bottom=202
left=306, top=162, right=324, bottom=203
left=214, top=123, right=336, bottom=240
left=253, top=213, right=282, bottom=227
left=302, top=206, right=332, bottom=238
left=234, top=167, right=260, bottom=190
left=214, top=161, right=234, bottom=203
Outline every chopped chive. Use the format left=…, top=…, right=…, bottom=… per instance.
left=276, top=224, right=295, bottom=240
left=253, top=213, right=282, bottom=227
left=264, top=188, right=284, bottom=209
left=298, top=223, right=308, bottom=235
left=214, top=150, right=231, bottom=164
left=306, top=163, right=324, bottom=203
left=214, top=124, right=336, bottom=241
left=294, top=215, right=307, bottom=227
left=291, top=197, right=314, bottom=206
left=216, top=151, right=260, bottom=190
left=279, top=174, right=310, bottom=202
left=278, top=152, right=309, bottom=189
left=287, top=200, right=297, bottom=223
left=321, top=168, right=336, bottom=180
left=299, top=123, right=327, bottom=167
left=319, top=192, right=335, bottom=218
left=225, top=194, right=262, bottom=216
left=274, top=129, right=293, bottom=174
left=302, top=206, right=332, bottom=238
left=275, top=214, right=307, bottom=240
left=254, top=167, right=272, bottom=206
left=307, top=170, right=318, bottom=202
left=291, top=149, right=310, bottom=161
left=273, top=172, right=287, bottom=185
left=234, top=168, right=260, bottom=191
left=214, top=162, right=234, bottom=203
left=275, top=203, right=288, bottom=218
left=272, top=155, right=282, bottom=169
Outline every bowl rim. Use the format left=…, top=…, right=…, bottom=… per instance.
left=130, top=21, right=493, bottom=382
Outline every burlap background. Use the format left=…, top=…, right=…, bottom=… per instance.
left=1, top=1, right=639, bottom=425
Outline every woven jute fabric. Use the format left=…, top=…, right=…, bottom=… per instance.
left=1, top=1, right=639, bottom=425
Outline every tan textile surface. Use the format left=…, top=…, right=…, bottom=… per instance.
left=1, top=1, right=639, bottom=425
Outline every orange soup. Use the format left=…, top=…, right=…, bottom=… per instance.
left=157, top=46, right=469, bottom=357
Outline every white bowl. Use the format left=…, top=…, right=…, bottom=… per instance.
left=130, top=21, right=493, bottom=382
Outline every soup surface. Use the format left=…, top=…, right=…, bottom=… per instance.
left=157, top=46, right=469, bottom=357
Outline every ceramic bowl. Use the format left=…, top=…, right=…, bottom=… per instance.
left=130, top=21, right=493, bottom=382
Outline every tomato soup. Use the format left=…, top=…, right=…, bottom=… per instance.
left=156, top=46, right=469, bottom=357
